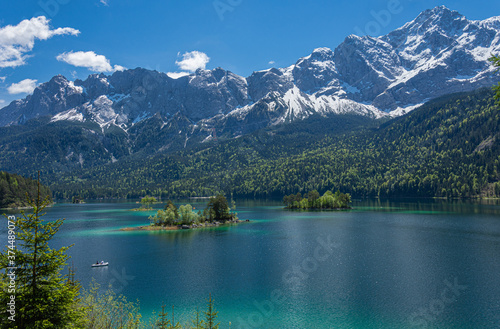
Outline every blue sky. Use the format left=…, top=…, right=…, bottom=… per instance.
left=0, top=0, right=499, bottom=106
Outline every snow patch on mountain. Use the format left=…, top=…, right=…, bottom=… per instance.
left=51, top=108, right=84, bottom=123
left=389, top=103, right=426, bottom=117
left=67, top=81, right=83, bottom=94
left=132, top=111, right=151, bottom=124
left=108, top=93, right=130, bottom=102
left=87, top=95, right=127, bottom=129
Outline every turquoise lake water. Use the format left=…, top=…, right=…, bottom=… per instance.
left=2, top=199, right=500, bottom=328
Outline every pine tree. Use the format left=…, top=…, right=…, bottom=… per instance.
left=155, top=304, right=170, bottom=329
left=0, top=173, right=80, bottom=328
left=170, top=305, right=181, bottom=329
left=204, top=294, right=219, bottom=329
left=191, top=306, right=204, bottom=329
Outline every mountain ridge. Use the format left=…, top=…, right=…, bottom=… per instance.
left=1, top=6, right=499, bottom=132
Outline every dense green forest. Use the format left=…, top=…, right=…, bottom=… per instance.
left=0, top=172, right=52, bottom=208
left=47, top=88, right=500, bottom=200
left=46, top=114, right=377, bottom=198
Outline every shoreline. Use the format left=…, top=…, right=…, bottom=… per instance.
left=1, top=202, right=55, bottom=211
left=128, top=208, right=154, bottom=212
left=120, top=219, right=250, bottom=232
left=284, top=206, right=353, bottom=211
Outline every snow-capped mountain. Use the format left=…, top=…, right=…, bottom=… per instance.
left=1, top=6, right=499, bottom=133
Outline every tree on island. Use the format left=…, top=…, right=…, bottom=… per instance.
left=283, top=189, right=351, bottom=209
left=164, top=200, right=179, bottom=218
left=207, top=194, right=231, bottom=221
left=179, top=204, right=199, bottom=225
left=0, top=175, right=80, bottom=328
left=141, top=196, right=157, bottom=209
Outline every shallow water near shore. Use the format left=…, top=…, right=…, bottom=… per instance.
left=2, top=198, right=500, bottom=328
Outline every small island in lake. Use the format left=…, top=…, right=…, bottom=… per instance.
left=122, top=194, right=245, bottom=231
left=283, top=190, right=352, bottom=210
left=128, top=196, right=158, bottom=211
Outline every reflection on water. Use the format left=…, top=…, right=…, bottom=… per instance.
left=356, top=197, right=500, bottom=214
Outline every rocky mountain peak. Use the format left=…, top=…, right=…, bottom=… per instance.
left=309, top=47, right=334, bottom=61
left=417, top=6, right=463, bottom=21
left=406, top=6, right=467, bottom=32
left=0, top=6, right=498, bottom=137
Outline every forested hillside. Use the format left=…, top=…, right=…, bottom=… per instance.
left=45, top=114, right=377, bottom=198
left=48, top=88, right=500, bottom=199
left=0, top=172, right=52, bottom=208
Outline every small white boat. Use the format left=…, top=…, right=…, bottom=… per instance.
left=92, top=262, right=109, bottom=267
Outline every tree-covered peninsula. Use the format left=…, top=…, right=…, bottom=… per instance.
left=0, top=171, right=52, bottom=209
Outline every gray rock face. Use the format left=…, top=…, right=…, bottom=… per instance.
left=0, top=75, right=86, bottom=126
left=0, top=6, right=499, bottom=131
left=247, top=68, right=293, bottom=101
left=292, top=47, right=338, bottom=92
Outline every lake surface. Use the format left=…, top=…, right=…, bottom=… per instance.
left=2, top=199, right=500, bottom=328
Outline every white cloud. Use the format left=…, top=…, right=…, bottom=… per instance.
left=0, top=76, right=5, bottom=83
left=268, top=61, right=276, bottom=65
left=175, top=51, right=210, bottom=72
left=167, top=72, right=190, bottom=79
left=100, top=0, right=109, bottom=5
left=0, top=99, right=5, bottom=108
left=56, top=51, right=125, bottom=72
left=7, top=79, right=38, bottom=94
left=0, top=16, right=80, bottom=68
left=113, top=65, right=126, bottom=72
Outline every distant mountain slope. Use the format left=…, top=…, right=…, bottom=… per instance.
left=49, top=88, right=500, bottom=199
